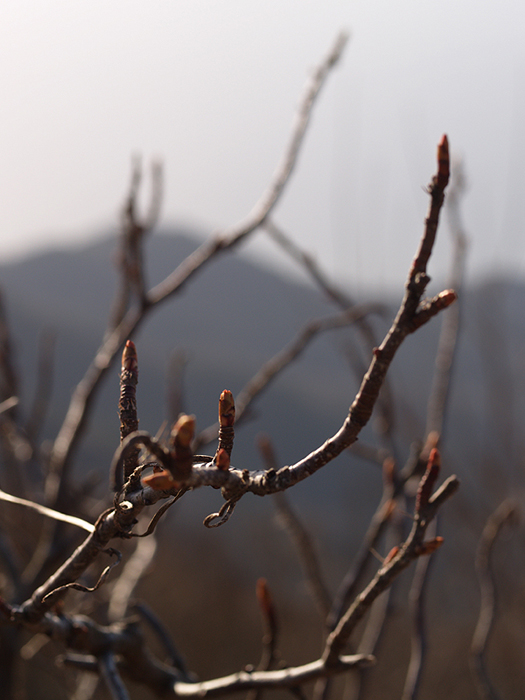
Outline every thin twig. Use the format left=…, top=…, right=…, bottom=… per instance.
left=327, top=461, right=396, bottom=631
left=403, top=158, right=469, bottom=700
left=173, top=655, right=375, bottom=698
left=99, top=652, right=131, bottom=700
left=134, top=601, right=193, bottom=680
left=273, top=491, right=332, bottom=619
left=261, top=431, right=331, bottom=619
left=470, top=500, right=518, bottom=700
left=425, top=159, right=468, bottom=438
left=0, top=488, right=94, bottom=532
left=108, top=534, right=157, bottom=621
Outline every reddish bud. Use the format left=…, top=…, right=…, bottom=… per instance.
left=382, top=457, right=396, bottom=486
left=415, top=536, right=444, bottom=556
left=142, top=469, right=176, bottom=491
left=437, top=134, right=450, bottom=189
left=216, top=448, right=230, bottom=471
left=168, top=414, right=195, bottom=481
left=121, top=339, right=138, bottom=375
left=256, top=578, right=277, bottom=633
left=383, top=546, right=400, bottom=566
left=218, top=390, right=235, bottom=428
left=435, top=289, right=457, bottom=311
left=416, top=448, right=441, bottom=513
left=170, top=414, right=195, bottom=448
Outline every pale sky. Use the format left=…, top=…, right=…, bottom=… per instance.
left=0, top=1, right=524, bottom=293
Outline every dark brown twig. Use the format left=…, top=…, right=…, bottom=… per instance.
left=110, top=158, right=162, bottom=331
left=114, top=340, right=140, bottom=490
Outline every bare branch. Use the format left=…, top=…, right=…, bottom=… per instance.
left=323, top=451, right=459, bottom=665
left=134, top=601, right=193, bottom=680
left=113, top=340, right=140, bottom=490
left=108, top=534, right=157, bottom=622
left=99, top=652, right=131, bottom=700
left=403, top=158, right=469, bottom=699
left=470, top=500, right=518, bottom=700
left=173, top=654, right=374, bottom=698
left=327, top=460, right=396, bottom=630
left=0, top=488, right=94, bottom=532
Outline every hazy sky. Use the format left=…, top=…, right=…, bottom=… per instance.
left=1, top=1, right=524, bottom=293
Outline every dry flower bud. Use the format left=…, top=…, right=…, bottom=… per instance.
left=415, top=536, right=444, bottom=556
left=219, top=390, right=235, bottom=427
left=435, top=289, right=457, bottom=310
left=170, top=414, right=196, bottom=448
left=416, top=448, right=441, bottom=513
left=142, top=469, right=176, bottom=491
left=383, top=546, right=400, bottom=566
left=121, top=339, right=138, bottom=375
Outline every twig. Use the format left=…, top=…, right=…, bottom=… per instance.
left=109, top=158, right=162, bottom=331
left=0, top=488, right=94, bottom=532
left=98, top=652, right=131, bottom=700
left=262, top=431, right=331, bottom=619
left=114, top=340, right=140, bottom=490
left=273, top=491, right=332, bottom=619
left=246, top=578, right=281, bottom=700
left=327, top=460, right=396, bottom=631
left=403, top=158, right=468, bottom=700
left=173, top=655, right=375, bottom=698
left=401, top=520, right=436, bottom=700
left=470, top=500, right=518, bottom=700
left=323, top=450, right=459, bottom=666
left=108, top=534, right=157, bottom=622
left=425, top=159, right=468, bottom=438
left=134, top=601, right=193, bottom=680
left=166, top=350, right=187, bottom=425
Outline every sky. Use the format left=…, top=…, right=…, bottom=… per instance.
left=0, top=1, right=524, bottom=294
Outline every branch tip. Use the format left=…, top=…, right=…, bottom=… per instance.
left=121, top=340, right=138, bottom=374
left=437, top=134, right=450, bottom=190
